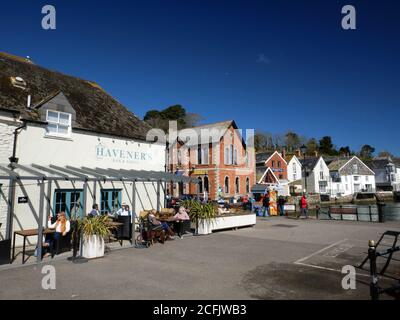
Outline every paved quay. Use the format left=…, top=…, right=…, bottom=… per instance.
left=0, top=217, right=399, bottom=300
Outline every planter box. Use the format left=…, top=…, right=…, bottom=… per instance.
left=196, top=214, right=256, bottom=235
left=82, top=235, right=105, bottom=259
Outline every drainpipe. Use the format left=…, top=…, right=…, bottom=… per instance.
left=9, top=120, right=27, bottom=164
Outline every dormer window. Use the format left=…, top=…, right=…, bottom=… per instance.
left=46, top=110, right=72, bottom=137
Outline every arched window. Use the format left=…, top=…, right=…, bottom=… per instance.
left=224, top=147, right=229, bottom=165
left=204, top=176, right=209, bottom=193
left=246, top=177, right=250, bottom=193
left=235, top=177, right=240, bottom=194
left=233, top=148, right=238, bottom=165
left=224, top=176, right=229, bottom=193
left=198, top=177, right=203, bottom=194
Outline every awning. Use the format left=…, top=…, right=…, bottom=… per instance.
left=0, top=163, right=198, bottom=184
left=251, top=184, right=269, bottom=193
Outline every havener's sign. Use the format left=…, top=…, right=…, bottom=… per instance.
left=95, top=143, right=152, bottom=164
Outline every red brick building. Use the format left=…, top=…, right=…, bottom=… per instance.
left=256, top=151, right=288, bottom=182
left=167, top=120, right=255, bottom=200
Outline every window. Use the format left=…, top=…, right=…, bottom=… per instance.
left=177, top=149, right=182, bottom=166
left=293, top=162, right=297, bottom=174
left=245, top=151, right=249, bottom=167
left=293, top=174, right=297, bottom=181
left=279, top=174, right=283, bottom=179
left=233, top=148, right=238, bottom=165
left=320, top=171, right=324, bottom=180
left=46, top=110, right=72, bottom=137
left=100, top=189, right=122, bottom=214
left=235, top=177, right=240, bottom=194
left=271, top=160, right=275, bottom=167
left=53, top=189, right=83, bottom=219
left=197, top=145, right=209, bottom=165
left=198, top=178, right=203, bottom=194
left=229, top=145, right=234, bottom=165
left=246, top=177, right=250, bottom=193
left=204, top=176, right=209, bottom=193
left=224, top=176, right=229, bottom=193
left=354, top=176, right=359, bottom=182
left=277, top=161, right=281, bottom=168
left=224, top=147, right=229, bottom=165
left=365, top=176, right=369, bottom=182
left=353, top=164, right=359, bottom=174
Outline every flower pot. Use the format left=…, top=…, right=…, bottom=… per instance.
left=82, top=235, right=105, bottom=259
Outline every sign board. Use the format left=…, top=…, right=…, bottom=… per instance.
left=18, top=196, right=29, bottom=204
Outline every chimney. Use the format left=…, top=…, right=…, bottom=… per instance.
left=296, top=149, right=301, bottom=157
left=281, top=147, right=286, bottom=159
left=314, top=150, right=318, bottom=157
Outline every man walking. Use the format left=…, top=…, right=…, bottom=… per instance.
left=278, top=196, right=286, bottom=216
left=297, top=194, right=308, bottom=219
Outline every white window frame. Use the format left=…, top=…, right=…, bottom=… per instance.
left=46, top=110, right=72, bottom=138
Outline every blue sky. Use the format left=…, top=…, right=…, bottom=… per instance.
left=1, top=0, right=399, bottom=155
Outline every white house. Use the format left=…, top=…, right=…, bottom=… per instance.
left=300, top=157, right=330, bottom=194
left=327, top=156, right=375, bottom=197
left=286, top=155, right=302, bottom=194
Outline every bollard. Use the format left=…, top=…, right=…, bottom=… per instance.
left=377, top=201, right=386, bottom=223
left=368, top=240, right=379, bottom=300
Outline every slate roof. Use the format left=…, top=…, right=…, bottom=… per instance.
left=327, top=159, right=349, bottom=171
left=364, top=158, right=392, bottom=170
left=255, top=152, right=275, bottom=164
left=299, top=157, right=319, bottom=171
left=176, top=120, right=240, bottom=147
left=0, top=52, right=152, bottom=140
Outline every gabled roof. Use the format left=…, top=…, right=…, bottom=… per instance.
left=256, top=150, right=286, bottom=165
left=175, top=120, right=245, bottom=147
left=257, top=167, right=279, bottom=184
left=364, top=158, right=392, bottom=170
left=0, top=52, right=152, bottom=140
left=299, top=157, right=320, bottom=171
left=327, top=159, right=349, bottom=171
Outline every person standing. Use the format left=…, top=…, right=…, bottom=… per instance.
left=262, top=193, right=270, bottom=217
left=297, top=194, right=308, bottom=219
left=278, top=196, right=286, bottom=216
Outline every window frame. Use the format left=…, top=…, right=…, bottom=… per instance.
left=45, top=110, right=72, bottom=138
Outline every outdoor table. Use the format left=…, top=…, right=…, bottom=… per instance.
left=12, top=228, right=55, bottom=264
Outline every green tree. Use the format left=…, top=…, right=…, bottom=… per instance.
left=319, top=136, right=337, bottom=156
left=359, top=144, right=375, bottom=160
left=338, top=146, right=351, bottom=156
left=285, top=131, right=301, bottom=152
left=306, top=138, right=319, bottom=156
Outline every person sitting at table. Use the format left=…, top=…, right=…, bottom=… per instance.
left=88, top=204, right=100, bottom=217
left=47, top=212, right=70, bottom=254
left=116, top=203, right=131, bottom=216
left=148, top=209, right=175, bottom=240
left=173, top=206, right=190, bottom=239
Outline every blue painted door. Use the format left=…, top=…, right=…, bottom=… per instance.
left=53, top=189, right=84, bottom=219
left=100, top=189, right=122, bottom=214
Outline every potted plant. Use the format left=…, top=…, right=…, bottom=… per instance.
left=77, top=215, right=114, bottom=259
left=182, top=200, right=217, bottom=234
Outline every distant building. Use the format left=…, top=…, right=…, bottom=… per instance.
left=167, top=120, right=256, bottom=201
left=299, top=157, right=330, bottom=195
left=365, top=157, right=400, bottom=192
left=256, top=151, right=289, bottom=195
left=286, top=155, right=302, bottom=195
left=327, top=156, right=375, bottom=196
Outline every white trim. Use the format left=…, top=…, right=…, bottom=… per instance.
left=258, top=167, right=280, bottom=184
left=264, top=150, right=288, bottom=166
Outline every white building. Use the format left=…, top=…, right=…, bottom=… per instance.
left=300, top=157, right=330, bottom=194
left=327, top=156, right=375, bottom=197
left=286, top=155, right=302, bottom=194
left=0, top=53, right=188, bottom=253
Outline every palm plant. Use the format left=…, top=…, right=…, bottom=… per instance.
left=181, top=200, right=217, bottom=234
left=77, top=215, right=114, bottom=238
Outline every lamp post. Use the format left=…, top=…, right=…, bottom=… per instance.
left=300, top=144, right=307, bottom=194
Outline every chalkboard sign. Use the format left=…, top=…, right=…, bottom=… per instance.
left=18, top=196, right=29, bottom=204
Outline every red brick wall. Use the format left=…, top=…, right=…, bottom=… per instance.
left=265, top=153, right=287, bottom=180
